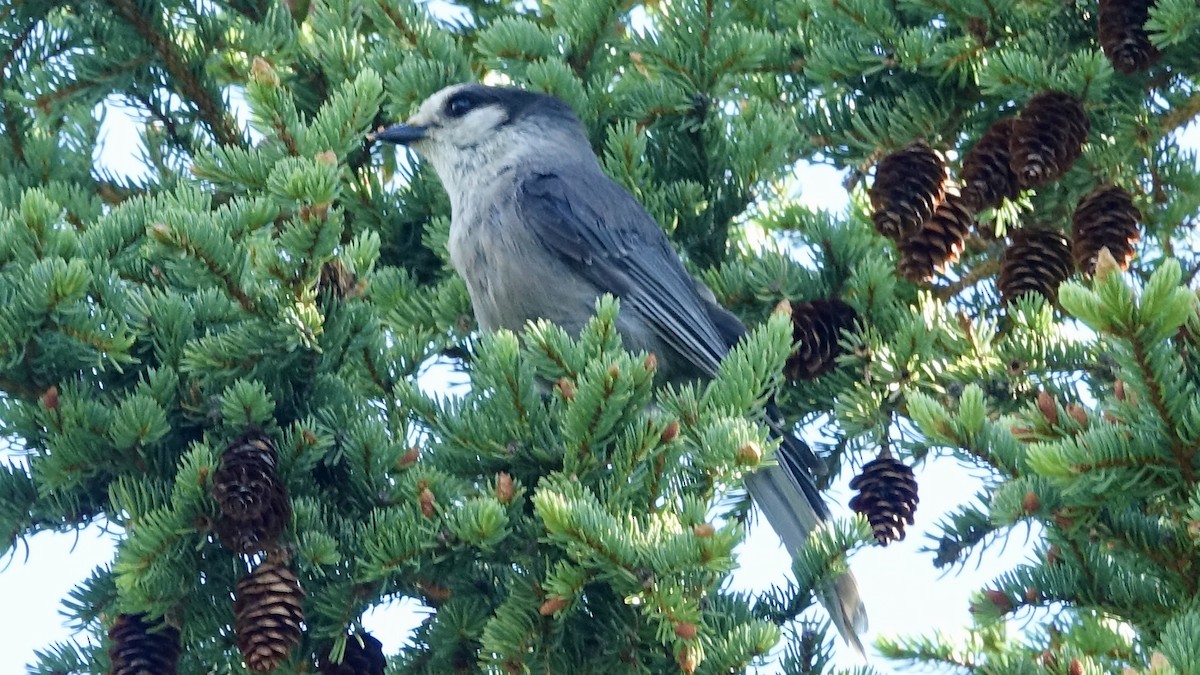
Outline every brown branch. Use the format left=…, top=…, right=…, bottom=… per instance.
left=1, top=21, right=38, bottom=162
left=95, top=179, right=142, bottom=206
left=934, top=258, right=1001, bottom=302
left=107, top=0, right=241, bottom=147
left=1159, top=90, right=1200, bottom=137
left=1130, top=337, right=1196, bottom=485
left=32, top=56, right=153, bottom=114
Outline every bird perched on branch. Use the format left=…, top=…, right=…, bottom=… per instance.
left=372, top=83, right=866, bottom=651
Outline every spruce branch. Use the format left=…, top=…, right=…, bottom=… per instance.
left=129, top=90, right=193, bottom=155
left=0, top=19, right=37, bottom=162
left=1128, top=336, right=1196, bottom=485
left=1159, top=90, right=1200, bottom=136
left=107, top=0, right=241, bottom=147
left=32, top=56, right=154, bottom=115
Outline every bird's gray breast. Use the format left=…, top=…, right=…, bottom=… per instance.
left=447, top=183, right=596, bottom=336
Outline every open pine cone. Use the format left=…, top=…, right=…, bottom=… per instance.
left=319, top=633, right=387, bottom=675
left=1009, top=92, right=1089, bottom=189
left=998, top=227, right=1074, bottom=303
left=212, top=431, right=292, bottom=554
left=1098, top=0, right=1161, bottom=74
left=784, top=298, right=859, bottom=380
left=108, top=613, right=180, bottom=675
left=869, top=141, right=948, bottom=241
left=1072, top=184, right=1141, bottom=276
left=897, top=191, right=974, bottom=282
left=961, top=117, right=1020, bottom=212
left=234, top=557, right=306, bottom=672
left=849, top=453, right=919, bottom=545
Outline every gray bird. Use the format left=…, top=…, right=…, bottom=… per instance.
left=373, top=83, right=867, bottom=651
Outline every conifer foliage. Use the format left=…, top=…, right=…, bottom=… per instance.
left=1, top=0, right=1199, bottom=673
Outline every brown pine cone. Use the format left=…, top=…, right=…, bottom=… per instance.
left=318, top=259, right=357, bottom=299
left=319, top=633, right=387, bottom=675
left=212, top=431, right=292, bottom=554
left=961, top=117, right=1020, bottom=212
left=234, top=557, right=306, bottom=672
left=869, top=141, right=948, bottom=241
left=784, top=298, right=859, bottom=380
left=1098, top=0, right=1161, bottom=74
left=1072, top=184, right=1141, bottom=276
left=998, top=227, right=1074, bottom=303
left=108, top=613, right=180, bottom=675
left=849, top=453, right=919, bottom=545
left=897, top=191, right=974, bottom=282
left=1009, top=92, right=1089, bottom=189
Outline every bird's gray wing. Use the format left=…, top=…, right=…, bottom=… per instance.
left=518, top=166, right=868, bottom=651
left=517, top=167, right=729, bottom=376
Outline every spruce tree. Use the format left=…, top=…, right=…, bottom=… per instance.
left=0, top=1, right=1198, bottom=674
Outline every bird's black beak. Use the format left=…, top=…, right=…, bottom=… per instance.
left=371, top=123, right=427, bottom=145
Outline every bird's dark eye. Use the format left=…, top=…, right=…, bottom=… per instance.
left=445, top=94, right=475, bottom=118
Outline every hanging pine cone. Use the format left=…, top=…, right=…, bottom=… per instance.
left=108, top=613, right=180, bottom=675
left=1098, top=0, right=1161, bottom=74
left=318, top=633, right=387, bottom=675
left=783, top=298, right=859, bottom=380
left=869, top=141, right=948, bottom=241
left=1072, top=184, right=1141, bottom=276
left=1009, top=92, right=1089, bottom=189
left=849, top=452, right=919, bottom=545
left=235, top=556, right=306, bottom=672
left=212, top=431, right=292, bottom=554
left=897, top=191, right=974, bottom=282
left=318, top=259, right=357, bottom=299
left=998, top=227, right=1074, bottom=303
left=960, top=117, right=1020, bottom=212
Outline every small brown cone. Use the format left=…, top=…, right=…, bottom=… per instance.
left=960, top=117, right=1021, bottom=212
left=212, top=431, right=292, bottom=554
left=234, top=556, right=306, bottom=672
left=869, top=141, right=948, bottom=240
left=108, top=613, right=180, bottom=675
left=998, top=228, right=1074, bottom=304
left=1098, top=0, right=1161, bottom=74
left=319, top=633, right=386, bottom=675
left=1037, top=390, right=1059, bottom=425
left=539, top=596, right=569, bottom=616
left=1072, top=184, right=1141, bottom=276
left=849, top=452, right=919, bottom=545
left=677, top=644, right=701, bottom=674
left=1010, top=92, right=1089, bottom=188
left=898, top=191, right=974, bottom=282
left=784, top=298, right=859, bottom=380
left=317, top=259, right=356, bottom=299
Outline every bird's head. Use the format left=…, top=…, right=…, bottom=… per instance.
left=373, top=83, right=587, bottom=187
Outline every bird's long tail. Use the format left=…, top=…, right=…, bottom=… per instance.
left=743, top=413, right=868, bottom=655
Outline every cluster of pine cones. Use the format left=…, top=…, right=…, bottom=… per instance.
left=870, top=90, right=1141, bottom=305
left=108, top=431, right=384, bottom=674
left=856, top=82, right=1147, bottom=542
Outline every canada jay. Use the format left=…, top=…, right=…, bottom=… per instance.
left=373, top=83, right=867, bottom=650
